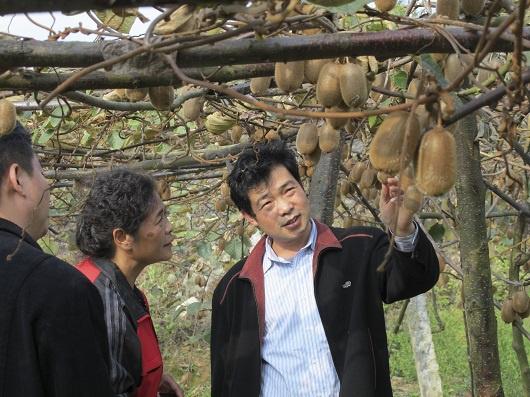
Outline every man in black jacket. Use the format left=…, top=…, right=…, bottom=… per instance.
left=0, top=123, right=114, bottom=396
left=211, top=141, right=439, bottom=397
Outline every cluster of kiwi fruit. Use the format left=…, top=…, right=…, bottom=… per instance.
left=501, top=290, right=530, bottom=323
left=0, top=99, right=17, bottom=137
left=103, top=87, right=175, bottom=110
left=437, top=0, right=485, bottom=18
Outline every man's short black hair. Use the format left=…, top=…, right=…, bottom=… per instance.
left=0, top=123, right=34, bottom=187
left=228, top=140, right=301, bottom=216
left=76, top=169, right=156, bottom=259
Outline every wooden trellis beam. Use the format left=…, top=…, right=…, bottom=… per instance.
left=1, top=28, right=529, bottom=70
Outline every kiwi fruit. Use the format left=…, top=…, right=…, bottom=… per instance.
left=298, top=164, right=307, bottom=177
left=512, top=291, right=529, bottom=314
left=318, top=124, right=340, bottom=153
left=416, top=126, right=456, bottom=196
left=368, top=111, right=421, bottom=173
left=325, top=106, right=349, bottom=129
left=250, top=76, right=272, bottom=95
left=444, top=54, right=474, bottom=86
left=437, top=0, right=460, bottom=18
left=305, top=59, right=331, bottom=84
left=181, top=97, right=203, bottom=121
left=265, top=129, right=280, bottom=141
left=359, top=167, right=377, bottom=189
left=349, top=161, right=368, bottom=184
left=501, top=299, right=517, bottom=323
left=302, top=146, right=321, bottom=167
left=296, top=123, right=319, bottom=154
left=0, top=99, right=16, bottom=136
left=215, top=198, right=228, bottom=212
left=220, top=182, right=230, bottom=199
left=230, top=124, right=243, bottom=143
left=375, top=0, right=397, bottom=12
left=403, top=185, right=424, bottom=213
left=521, top=304, right=530, bottom=319
left=149, top=86, right=174, bottom=110
left=306, top=165, right=315, bottom=177
left=125, top=88, right=148, bottom=102
left=316, top=62, right=343, bottom=108
left=274, top=61, right=305, bottom=92
left=340, top=180, right=351, bottom=195
left=399, top=164, right=416, bottom=192
left=156, top=179, right=171, bottom=200
left=461, top=0, right=484, bottom=15
left=339, top=63, right=369, bottom=108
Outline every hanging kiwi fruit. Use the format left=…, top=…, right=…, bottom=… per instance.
left=403, top=185, right=424, bottom=213
left=501, top=299, right=517, bottom=323
left=325, top=106, right=349, bottom=129
left=339, top=63, right=369, bottom=108
left=368, top=111, right=421, bottom=174
left=415, top=126, right=456, bottom=196
left=125, top=88, right=148, bottom=102
left=230, top=124, right=243, bottom=144
left=296, top=123, right=319, bottom=155
left=318, top=123, right=340, bottom=153
left=512, top=291, right=529, bottom=314
left=274, top=61, right=305, bottom=93
left=444, top=54, right=474, bottom=87
left=375, top=0, right=397, bottom=12
left=304, top=59, right=331, bottom=84
left=149, top=86, right=174, bottom=110
left=0, top=99, right=16, bottom=136
left=250, top=77, right=272, bottom=95
left=349, top=161, right=368, bottom=184
left=436, top=0, right=460, bottom=19
left=461, top=0, right=484, bottom=16
left=316, top=62, right=343, bottom=108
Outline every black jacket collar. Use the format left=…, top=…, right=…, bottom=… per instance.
left=0, top=217, right=41, bottom=250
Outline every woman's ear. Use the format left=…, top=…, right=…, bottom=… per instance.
left=112, top=228, right=133, bottom=252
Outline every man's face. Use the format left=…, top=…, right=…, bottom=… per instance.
left=244, top=165, right=311, bottom=250
left=24, top=156, right=50, bottom=240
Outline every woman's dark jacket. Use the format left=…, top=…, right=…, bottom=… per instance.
left=211, top=222, right=439, bottom=397
left=0, top=218, right=113, bottom=397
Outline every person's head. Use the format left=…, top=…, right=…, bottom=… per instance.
left=228, top=140, right=310, bottom=250
left=76, top=169, right=173, bottom=267
left=0, top=123, right=50, bottom=240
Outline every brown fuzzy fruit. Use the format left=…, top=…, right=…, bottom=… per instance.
left=156, top=179, right=171, bottom=200
left=444, top=54, right=474, bottom=86
left=359, top=167, right=377, bottom=189
left=265, top=129, right=280, bottom=141
left=325, top=106, right=349, bottom=129
left=149, top=86, right=174, bottom=110
left=125, top=88, right=148, bottom=102
left=181, top=97, right=204, bottom=121
left=230, top=124, right=243, bottom=143
left=375, top=0, right=397, bottom=12
left=215, top=198, right=228, bottom=212
left=416, top=126, right=456, bottom=196
left=436, top=0, right=460, bottom=18
left=520, top=304, right=530, bottom=319
left=318, top=124, right=340, bottom=153
left=274, top=61, right=305, bottom=93
left=349, top=161, right=368, bottom=184
left=0, top=99, right=16, bottom=136
left=404, top=185, right=424, bottom=213
left=512, top=291, right=530, bottom=314
left=316, top=62, right=343, bottom=108
left=304, top=59, right=331, bottom=84
left=250, top=76, right=272, bottom=95
left=376, top=171, right=393, bottom=184
left=296, top=123, right=319, bottom=155
left=501, top=299, right=517, bottom=323
left=306, top=166, right=315, bottom=177
left=399, top=164, right=415, bottom=192
left=368, top=111, right=421, bottom=173
left=339, top=63, right=369, bottom=108
left=461, top=0, right=484, bottom=15
left=302, top=147, right=321, bottom=167
left=340, top=180, right=351, bottom=195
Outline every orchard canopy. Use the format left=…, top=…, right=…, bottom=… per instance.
left=0, top=1, right=529, bottom=396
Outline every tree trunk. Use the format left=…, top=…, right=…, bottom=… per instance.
left=406, top=294, right=443, bottom=397
left=455, top=114, right=504, bottom=396
left=509, top=216, right=530, bottom=396
left=309, top=137, right=342, bottom=225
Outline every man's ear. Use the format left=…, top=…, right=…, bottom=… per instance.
left=6, top=163, right=24, bottom=195
left=242, top=211, right=258, bottom=227
left=112, top=228, right=133, bottom=252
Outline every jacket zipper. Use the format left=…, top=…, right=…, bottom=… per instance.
left=367, top=327, right=377, bottom=390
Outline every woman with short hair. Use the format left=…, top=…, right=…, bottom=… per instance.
left=76, top=169, right=183, bottom=397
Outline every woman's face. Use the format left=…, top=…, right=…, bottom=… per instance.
left=129, top=192, right=173, bottom=266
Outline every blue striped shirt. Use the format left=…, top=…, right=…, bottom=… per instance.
left=260, top=220, right=418, bottom=397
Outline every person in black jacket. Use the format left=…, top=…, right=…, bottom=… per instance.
left=0, top=123, right=114, bottom=397
left=211, top=140, right=439, bottom=397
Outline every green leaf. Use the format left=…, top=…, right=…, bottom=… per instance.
left=186, top=301, right=201, bottom=316
left=392, top=70, right=408, bottom=91
left=37, top=128, right=55, bottom=145
left=428, top=223, right=445, bottom=242
left=107, top=130, right=125, bottom=150
left=224, top=237, right=243, bottom=260
left=196, top=241, right=213, bottom=260
left=368, top=115, right=379, bottom=128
